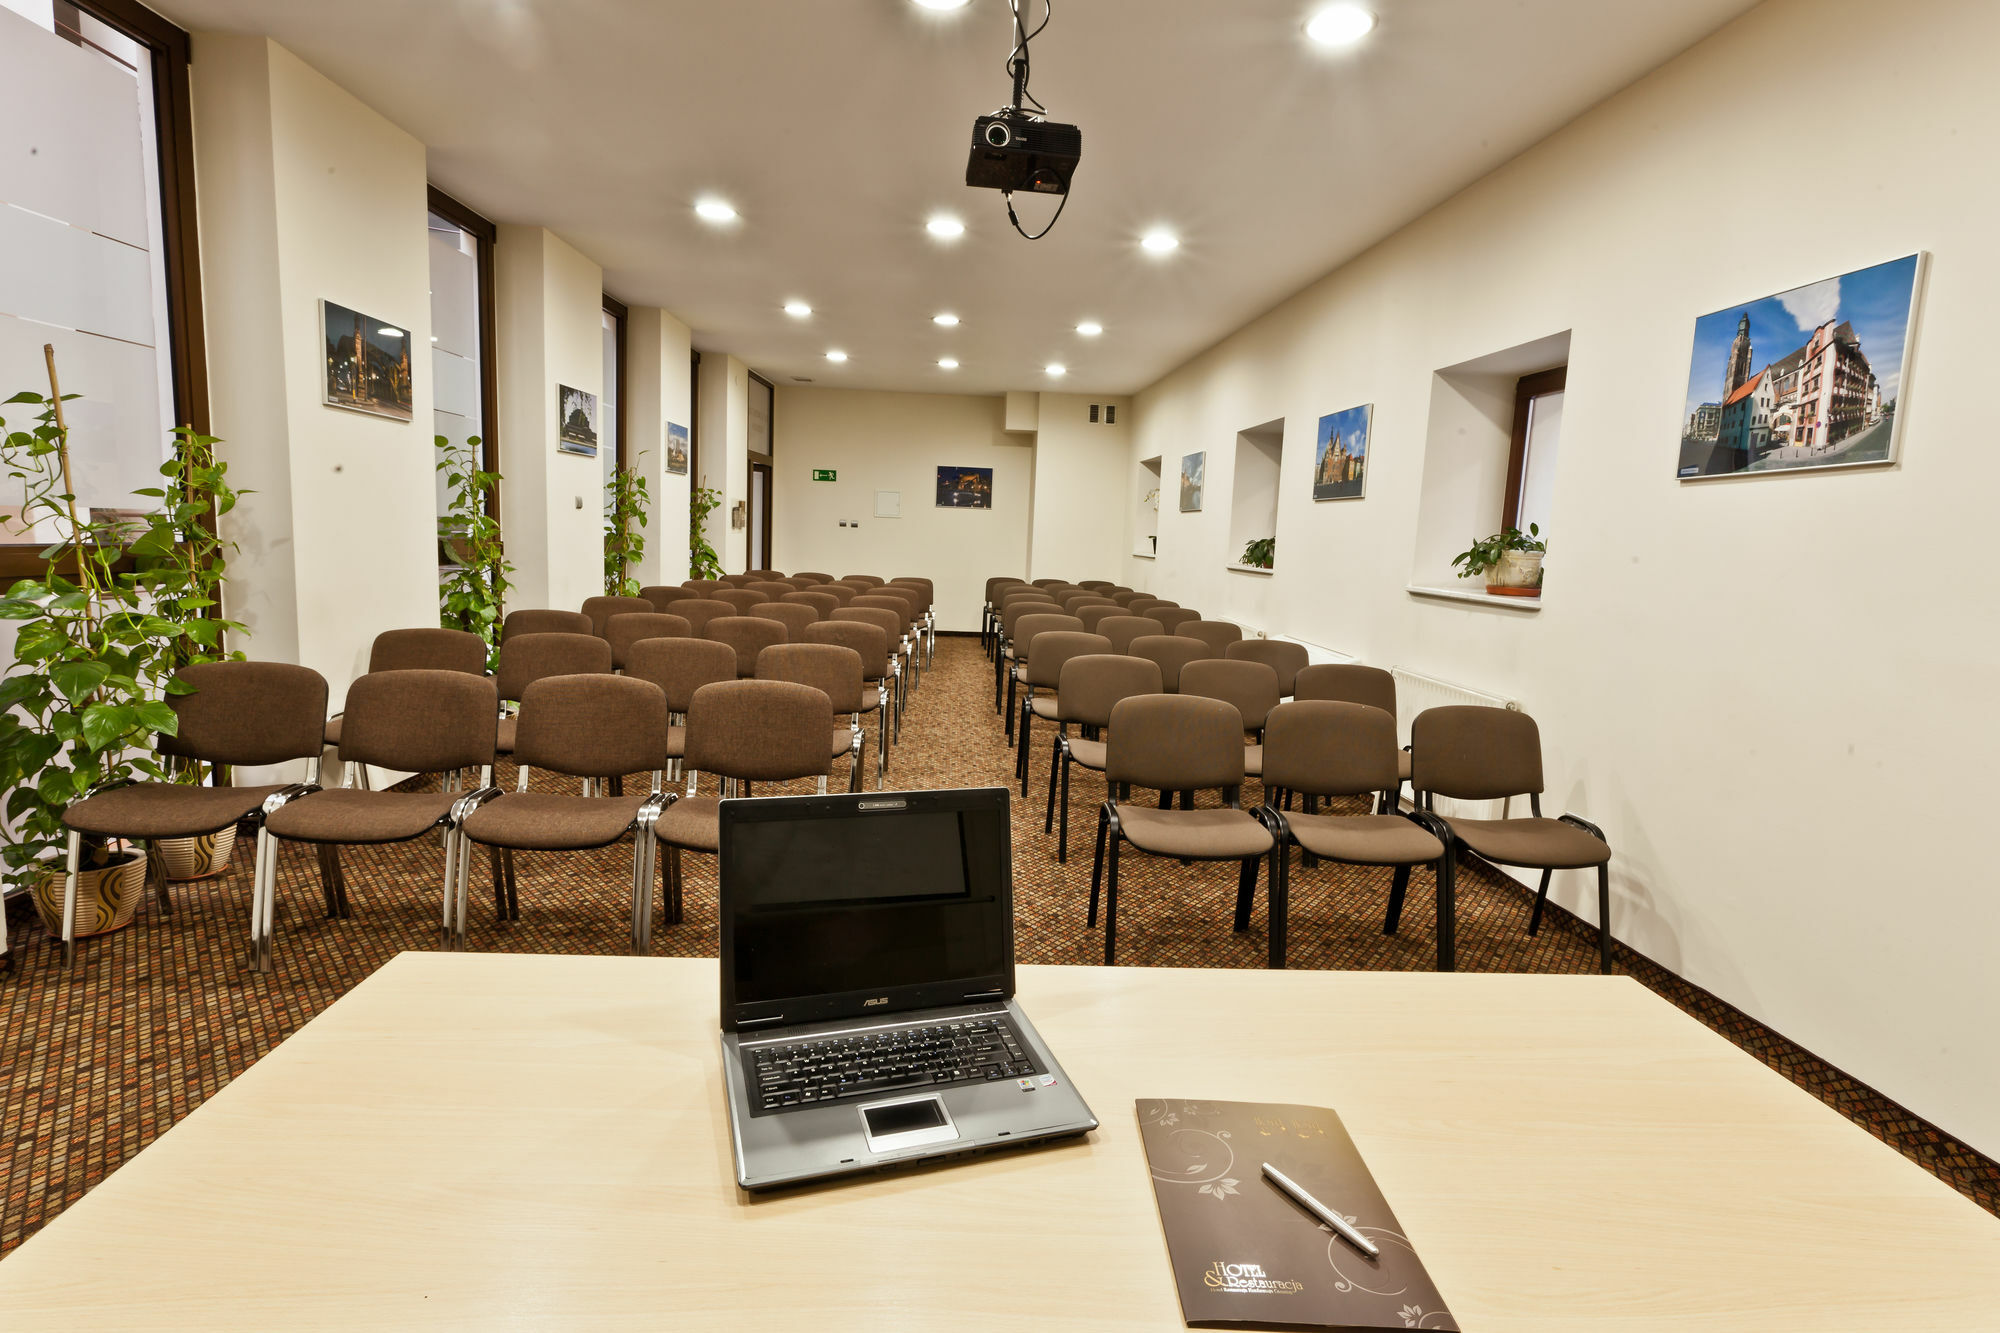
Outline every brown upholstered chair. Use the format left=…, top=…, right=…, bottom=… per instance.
left=889, top=579, right=936, bottom=663
left=1002, top=612, right=1084, bottom=742
left=502, top=608, right=593, bottom=640
left=832, top=605, right=905, bottom=732
left=779, top=590, right=838, bottom=621
left=670, top=598, right=738, bottom=638
left=1153, top=608, right=1204, bottom=637
left=606, top=612, right=691, bottom=670
left=1014, top=630, right=1111, bottom=795
left=1127, top=634, right=1218, bottom=692
left=758, top=643, right=868, bottom=792
left=654, top=680, right=835, bottom=925
left=791, top=572, right=833, bottom=585
left=323, top=627, right=487, bottom=771
left=713, top=588, right=766, bottom=616
left=681, top=579, right=724, bottom=593
left=1125, top=598, right=1176, bottom=618
left=622, top=637, right=737, bottom=788
left=493, top=632, right=613, bottom=757
left=267, top=670, right=498, bottom=953
left=842, top=574, right=886, bottom=587
left=456, top=674, right=670, bottom=953
left=853, top=593, right=920, bottom=702
left=1063, top=594, right=1117, bottom=618
left=746, top=580, right=796, bottom=603
left=704, top=614, right=787, bottom=677
left=1077, top=579, right=1116, bottom=591
left=1075, top=605, right=1125, bottom=635
left=983, top=576, right=1028, bottom=651
left=1030, top=578, right=1067, bottom=589
left=991, top=595, right=1058, bottom=710
left=1109, top=589, right=1150, bottom=607
left=640, top=585, right=698, bottom=613
left=1295, top=664, right=1408, bottom=799
left=719, top=574, right=759, bottom=588
left=750, top=601, right=817, bottom=642
left=744, top=569, right=783, bottom=580
left=817, top=583, right=859, bottom=607
left=1089, top=695, right=1276, bottom=966
left=57, top=661, right=328, bottom=970
left=1410, top=706, right=1615, bottom=973
left=1099, top=615, right=1165, bottom=656
left=1180, top=659, right=1281, bottom=780
left=1043, top=653, right=1161, bottom=862
left=581, top=595, right=653, bottom=638
left=804, top=619, right=893, bottom=784
left=1226, top=639, right=1310, bottom=698
left=1257, top=701, right=1454, bottom=971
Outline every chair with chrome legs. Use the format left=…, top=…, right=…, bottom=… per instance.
left=501, top=608, right=592, bottom=640
left=803, top=618, right=894, bottom=785
left=1043, top=653, right=1161, bottom=862
left=704, top=614, right=788, bottom=678
left=493, top=632, right=613, bottom=763
left=640, top=585, right=699, bottom=613
left=779, top=589, right=839, bottom=622
left=605, top=612, right=691, bottom=671
left=56, top=661, right=327, bottom=971
left=1256, top=701, right=1454, bottom=971
left=581, top=594, right=653, bottom=638
left=1014, top=630, right=1110, bottom=796
left=750, top=601, right=818, bottom=642
left=853, top=593, right=921, bottom=707
left=454, top=674, right=672, bottom=954
left=323, top=627, right=487, bottom=788
left=758, top=643, right=869, bottom=792
left=622, top=637, right=738, bottom=795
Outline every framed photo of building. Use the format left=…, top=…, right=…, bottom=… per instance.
left=665, top=422, right=689, bottom=475
left=1313, top=404, right=1371, bottom=501
left=1677, top=253, right=1923, bottom=480
left=935, top=465, right=993, bottom=509
left=558, top=384, right=599, bottom=457
left=1179, top=451, right=1205, bottom=512
left=320, top=300, right=413, bottom=422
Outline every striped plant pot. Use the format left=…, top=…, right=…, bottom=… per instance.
left=152, top=825, right=238, bottom=881
left=31, top=850, right=148, bottom=939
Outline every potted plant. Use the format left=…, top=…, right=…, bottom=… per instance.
left=689, top=484, right=724, bottom=581
left=1450, top=524, right=1546, bottom=597
left=437, top=434, right=512, bottom=668
left=604, top=453, right=650, bottom=596
left=1239, top=536, right=1275, bottom=570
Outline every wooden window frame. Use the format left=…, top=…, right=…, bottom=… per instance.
left=425, top=186, right=499, bottom=519
left=1502, top=366, right=1567, bottom=531
left=602, top=293, right=628, bottom=472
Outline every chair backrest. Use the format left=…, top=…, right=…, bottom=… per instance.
left=1293, top=663, right=1395, bottom=715
left=501, top=608, right=592, bottom=640
left=1261, top=700, right=1399, bottom=799
left=1077, top=579, right=1115, bottom=591
left=1126, top=634, right=1218, bottom=692
left=719, top=573, right=760, bottom=587
left=1151, top=607, right=1201, bottom=635
left=1225, top=638, right=1311, bottom=697
left=792, top=572, right=833, bottom=585
left=1098, top=615, right=1165, bottom=654
left=640, top=585, right=698, bottom=613
left=1000, top=593, right=1057, bottom=620
left=1410, top=705, right=1543, bottom=801
left=802, top=619, right=890, bottom=681
left=816, top=583, right=859, bottom=607
left=750, top=602, right=818, bottom=641
left=778, top=590, right=839, bottom=621
left=852, top=595, right=913, bottom=635
left=713, top=588, right=766, bottom=616
left=704, top=615, right=788, bottom=676
left=1175, top=618, right=1241, bottom=653
left=842, top=574, right=886, bottom=587
left=1125, top=598, right=1173, bottom=619
left=1062, top=593, right=1116, bottom=616
left=746, top=580, right=796, bottom=603
left=1023, top=630, right=1112, bottom=690
left=1030, top=578, right=1066, bottom=589
left=1105, top=694, right=1246, bottom=792
left=1179, top=658, right=1281, bottom=732
left=1012, top=613, right=1084, bottom=663
left=605, top=612, right=691, bottom=669
left=158, top=661, right=328, bottom=768
left=367, top=627, right=486, bottom=676
left=623, top=636, right=738, bottom=713
left=745, top=569, right=783, bottom=580
left=671, top=598, right=738, bottom=637
left=580, top=595, right=653, bottom=638
left=685, top=679, right=833, bottom=781
left=757, top=642, right=864, bottom=713
left=340, top=670, right=499, bottom=774
left=681, top=579, right=724, bottom=593
left=869, top=586, right=923, bottom=618
left=1076, top=604, right=1125, bottom=635
left=1000, top=599, right=1055, bottom=640
left=1109, top=589, right=1150, bottom=607
left=830, top=607, right=901, bottom=660
left=494, top=631, right=613, bottom=704
left=513, top=673, right=668, bottom=778
left=1057, top=654, right=1161, bottom=727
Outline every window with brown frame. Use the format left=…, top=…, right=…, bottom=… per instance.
left=602, top=294, right=628, bottom=482
left=427, top=187, right=498, bottom=520
left=1502, top=366, right=1567, bottom=535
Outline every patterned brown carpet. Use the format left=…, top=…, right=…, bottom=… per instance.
left=2, top=636, right=1994, bottom=1254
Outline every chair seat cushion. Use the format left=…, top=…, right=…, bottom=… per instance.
left=860, top=685, right=882, bottom=713
left=1399, top=750, right=1412, bottom=781
left=665, top=724, right=685, bottom=761
left=323, top=715, right=342, bottom=747
left=64, top=783, right=287, bottom=839
left=1447, top=816, right=1609, bottom=869
left=495, top=714, right=518, bottom=755
left=1029, top=694, right=1060, bottom=721
left=1286, top=812, right=1443, bottom=866
left=1245, top=743, right=1262, bottom=776
left=266, top=789, right=458, bottom=845
left=656, top=794, right=720, bottom=853
left=831, top=726, right=859, bottom=759
left=1067, top=737, right=1107, bottom=771
left=1115, top=804, right=1273, bottom=860
left=462, top=791, right=650, bottom=851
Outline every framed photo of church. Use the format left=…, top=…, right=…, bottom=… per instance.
left=1179, top=451, right=1205, bottom=512
left=1312, top=403, right=1371, bottom=500
left=1676, top=253, right=1924, bottom=481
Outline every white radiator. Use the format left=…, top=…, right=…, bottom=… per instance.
left=1391, top=666, right=1520, bottom=821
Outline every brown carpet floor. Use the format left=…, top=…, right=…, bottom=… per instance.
left=2, top=636, right=1994, bottom=1254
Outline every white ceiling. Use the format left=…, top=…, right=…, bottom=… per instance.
left=154, top=0, right=1761, bottom=396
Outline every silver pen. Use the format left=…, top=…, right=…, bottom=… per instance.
left=1262, top=1162, right=1381, bottom=1259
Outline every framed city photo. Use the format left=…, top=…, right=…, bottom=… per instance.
left=1179, top=451, right=1205, bottom=512
left=936, top=465, right=993, bottom=509
left=666, top=422, right=689, bottom=475
left=558, top=384, right=599, bottom=457
left=1313, top=404, right=1371, bottom=501
left=1677, top=253, right=1923, bottom=480
left=320, top=300, right=413, bottom=421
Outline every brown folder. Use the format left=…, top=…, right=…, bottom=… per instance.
left=1137, top=1099, right=1458, bottom=1331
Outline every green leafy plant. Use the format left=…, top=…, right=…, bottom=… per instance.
left=1450, top=523, right=1546, bottom=581
left=1239, top=535, right=1275, bottom=570
left=603, top=453, right=650, bottom=596
left=689, top=484, right=724, bottom=582
left=436, top=434, right=512, bottom=667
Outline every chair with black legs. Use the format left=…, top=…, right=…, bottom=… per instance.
left=1088, top=694, right=1276, bottom=965
left=1225, top=638, right=1311, bottom=698
left=1179, top=658, right=1281, bottom=785
left=1174, top=618, right=1241, bottom=654
left=1256, top=701, right=1454, bottom=971
left=1002, top=612, right=1084, bottom=744
left=1014, top=630, right=1111, bottom=795
left=1295, top=664, right=1406, bottom=809
left=1043, top=653, right=1161, bottom=862
left=1098, top=615, right=1165, bottom=655
left=1126, top=634, right=1218, bottom=693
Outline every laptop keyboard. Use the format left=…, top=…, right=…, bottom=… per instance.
left=747, top=1016, right=1040, bottom=1114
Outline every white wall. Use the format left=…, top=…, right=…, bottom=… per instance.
left=1027, top=392, right=1131, bottom=585
left=696, top=352, right=748, bottom=572
left=771, top=387, right=1032, bottom=630
left=625, top=306, right=693, bottom=587
left=1127, top=0, right=2000, bottom=1154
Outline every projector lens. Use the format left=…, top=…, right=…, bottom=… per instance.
left=984, top=122, right=1012, bottom=147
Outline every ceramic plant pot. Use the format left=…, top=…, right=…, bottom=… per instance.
left=152, top=824, right=238, bottom=881
left=1486, top=550, right=1544, bottom=597
left=31, top=848, right=148, bottom=939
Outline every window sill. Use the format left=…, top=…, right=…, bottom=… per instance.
left=1226, top=563, right=1275, bottom=576
left=1406, top=583, right=1543, bottom=611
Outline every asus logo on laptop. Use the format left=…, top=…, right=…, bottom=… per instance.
left=856, top=799, right=907, bottom=811
left=863, top=997, right=890, bottom=1007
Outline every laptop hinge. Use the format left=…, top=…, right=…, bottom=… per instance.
left=737, top=1014, right=788, bottom=1028
left=962, top=990, right=1005, bottom=1001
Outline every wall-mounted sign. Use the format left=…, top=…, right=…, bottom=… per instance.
left=811, top=468, right=837, bottom=481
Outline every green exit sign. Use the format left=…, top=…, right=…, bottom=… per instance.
left=811, top=469, right=837, bottom=482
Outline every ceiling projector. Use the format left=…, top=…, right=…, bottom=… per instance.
left=965, top=106, right=1082, bottom=196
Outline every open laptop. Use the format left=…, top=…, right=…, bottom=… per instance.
left=718, top=786, right=1097, bottom=1190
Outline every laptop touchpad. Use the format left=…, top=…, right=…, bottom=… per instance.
left=861, top=1095, right=959, bottom=1153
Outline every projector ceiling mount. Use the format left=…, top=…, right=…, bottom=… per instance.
left=963, top=0, right=1081, bottom=240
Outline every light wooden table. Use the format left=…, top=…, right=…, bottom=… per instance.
left=3, top=955, right=1997, bottom=1329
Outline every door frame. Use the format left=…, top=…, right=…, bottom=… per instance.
left=749, top=457, right=773, bottom=572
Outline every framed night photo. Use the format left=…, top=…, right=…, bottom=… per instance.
left=936, top=465, right=993, bottom=509
left=320, top=300, right=413, bottom=421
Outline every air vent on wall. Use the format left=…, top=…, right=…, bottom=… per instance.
left=1106, top=405, right=1116, bottom=424
left=1089, top=404, right=1101, bottom=423
left=793, top=376, right=814, bottom=383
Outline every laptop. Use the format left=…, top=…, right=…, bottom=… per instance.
left=718, top=786, right=1098, bottom=1190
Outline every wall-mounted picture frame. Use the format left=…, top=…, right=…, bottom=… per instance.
left=1677, top=252, right=1924, bottom=480
left=320, top=299, right=413, bottom=422
left=1179, top=451, right=1205, bottom=512
left=1313, top=404, right=1371, bottom=501
left=935, top=465, right=993, bottom=509
left=665, top=422, right=689, bottom=475
left=558, top=384, right=599, bottom=457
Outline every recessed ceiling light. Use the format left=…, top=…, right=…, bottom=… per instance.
left=825, top=350, right=849, bottom=363
left=926, top=214, right=966, bottom=240
left=1045, top=364, right=1067, bottom=378
left=783, top=301, right=812, bottom=318
left=1140, top=229, right=1180, bottom=255
left=938, top=358, right=960, bottom=370
left=933, top=313, right=960, bottom=327
left=376, top=327, right=403, bottom=338
left=1075, top=321, right=1103, bottom=337
left=1305, top=3, right=1376, bottom=48
left=694, top=197, right=738, bottom=223
left=913, top=0, right=971, bottom=8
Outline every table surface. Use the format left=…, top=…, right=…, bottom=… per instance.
left=3, top=954, right=1997, bottom=1329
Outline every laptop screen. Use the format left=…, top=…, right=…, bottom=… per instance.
left=718, top=788, right=1014, bottom=1028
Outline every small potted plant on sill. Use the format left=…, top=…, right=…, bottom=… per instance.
left=1450, top=524, right=1546, bottom=597
left=1239, top=536, right=1275, bottom=570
